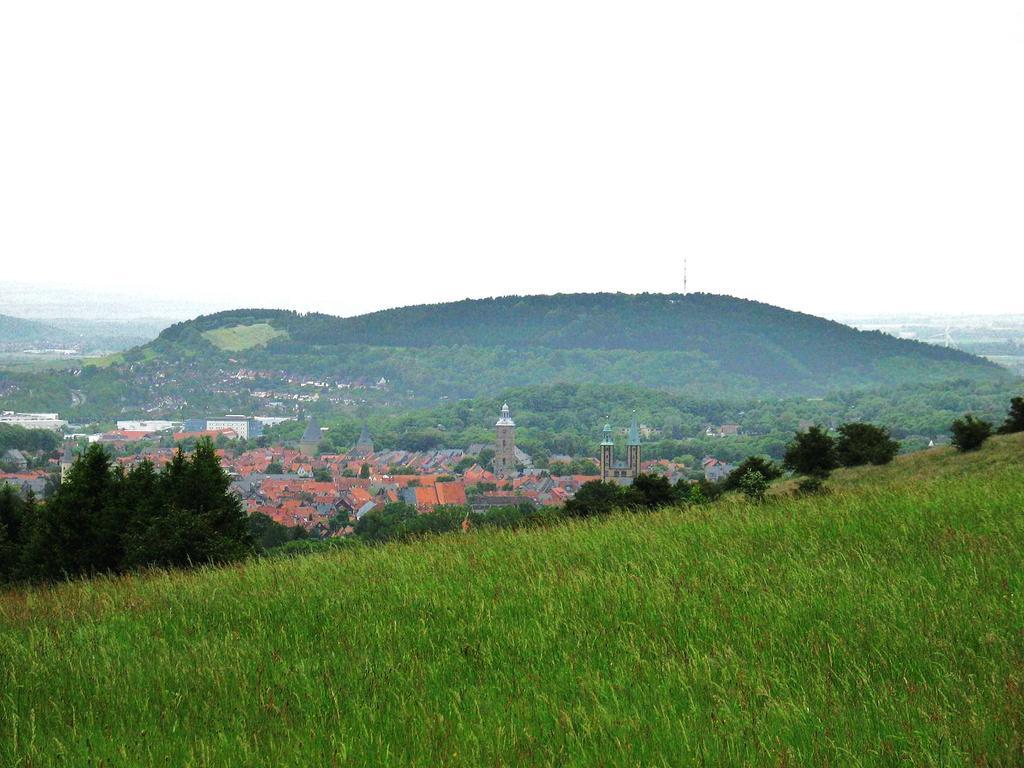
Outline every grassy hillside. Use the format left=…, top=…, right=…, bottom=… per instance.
left=201, top=323, right=288, bottom=352
left=2, top=435, right=1022, bottom=766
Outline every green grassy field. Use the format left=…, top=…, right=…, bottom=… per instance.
left=2, top=436, right=1023, bottom=766
left=201, top=323, right=288, bottom=352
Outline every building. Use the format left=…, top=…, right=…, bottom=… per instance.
left=1, top=449, right=28, bottom=471
left=0, top=412, right=67, bottom=432
left=351, top=424, right=374, bottom=458
left=184, top=415, right=263, bottom=441
left=60, top=444, right=76, bottom=483
left=599, top=412, right=642, bottom=485
left=492, top=403, right=516, bottom=478
left=115, top=420, right=179, bottom=432
left=702, top=457, right=735, bottom=482
left=299, top=416, right=322, bottom=457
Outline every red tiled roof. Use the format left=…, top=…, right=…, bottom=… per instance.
left=436, top=481, right=467, bottom=506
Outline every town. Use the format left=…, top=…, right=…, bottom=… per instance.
left=2, top=406, right=733, bottom=538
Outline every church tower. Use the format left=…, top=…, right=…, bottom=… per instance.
left=60, top=444, right=76, bottom=483
left=352, top=423, right=374, bottom=458
left=627, top=410, right=642, bottom=479
left=493, top=403, right=516, bottom=478
left=599, top=422, right=614, bottom=482
left=299, top=416, right=321, bottom=457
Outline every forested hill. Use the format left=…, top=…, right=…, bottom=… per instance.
left=151, top=293, right=1001, bottom=395
left=0, top=314, right=62, bottom=344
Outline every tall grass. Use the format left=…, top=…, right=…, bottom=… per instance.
left=2, top=436, right=1023, bottom=766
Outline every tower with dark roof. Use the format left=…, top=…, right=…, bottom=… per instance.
left=299, top=416, right=321, bottom=457
left=627, top=411, right=642, bottom=477
left=60, top=444, right=76, bottom=483
left=352, top=423, right=374, bottom=458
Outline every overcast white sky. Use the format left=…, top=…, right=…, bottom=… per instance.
left=1, top=1, right=1021, bottom=320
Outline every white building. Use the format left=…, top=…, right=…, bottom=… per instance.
left=0, top=412, right=67, bottom=431
left=254, top=416, right=292, bottom=427
left=205, top=415, right=260, bottom=440
left=116, top=420, right=180, bottom=432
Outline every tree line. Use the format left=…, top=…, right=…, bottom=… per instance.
left=1, top=439, right=254, bottom=584
left=2, top=399, right=1020, bottom=585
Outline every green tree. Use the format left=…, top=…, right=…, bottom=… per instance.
left=265, top=460, right=284, bottom=475
left=997, top=396, right=1024, bottom=434
left=312, top=467, right=332, bottom=482
left=564, top=481, right=624, bottom=518
left=359, top=463, right=370, bottom=479
left=131, top=440, right=255, bottom=568
left=0, top=484, right=25, bottom=581
left=454, top=456, right=476, bottom=473
left=950, top=414, right=992, bottom=452
left=835, top=423, right=899, bottom=467
left=783, top=426, right=839, bottom=479
left=30, top=444, right=121, bottom=579
left=629, top=473, right=676, bottom=509
left=721, top=456, right=783, bottom=491
left=248, top=512, right=307, bottom=551
left=354, top=502, right=418, bottom=543
left=739, top=470, right=769, bottom=502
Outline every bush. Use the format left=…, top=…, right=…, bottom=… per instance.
left=997, top=396, right=1024, bottom=434
left=950, top=414, right=992, bottom=452
left=783, top=426, right=839, bottom=479
left=738, top=471, right=769, bottom=502
left=721, top=456, right=783, bottom=491
left=797, top=476, right=826, bottom=495
left=835, top=422, right=900, bottom=467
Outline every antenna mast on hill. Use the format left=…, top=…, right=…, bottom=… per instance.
left=683, top=256, right=688, bottom=294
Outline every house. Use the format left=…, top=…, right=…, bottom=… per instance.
left=462, top=464, right=496, bottom=485
left=1, top=449, right=28, bottom=472
left=702, top=457, right=735, bottom=482
left=0, top=471, right=48, bottom=496
left=705, top=424, right=741, bottom=438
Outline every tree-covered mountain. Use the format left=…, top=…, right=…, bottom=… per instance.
left=0, top=293, right=1013, bottom=424
left=150, top=293, right=1002, bottom=397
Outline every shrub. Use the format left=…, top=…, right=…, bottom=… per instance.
left=738, top=471, right=769, bottom=502
left=722, top=456, right=783, bottom=491
left=797, top=476, right=826, bottom=495
left=997, top=396, right=1024, bottom=434
left=950, top=414, right=992, bottom=452
left=784, top=426, right=839, bottom=479
left=836, top=422, right=900, bottom=467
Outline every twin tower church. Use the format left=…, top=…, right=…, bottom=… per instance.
left=493, top=403, right=642, bottom=485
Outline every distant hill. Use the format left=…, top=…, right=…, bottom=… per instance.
left=0, top=314, right=63, bottom=344
left=149, top=293, right=1005, bottom=398
left=0, top=314, right=168, bottom=357
left=1, top=294, right=1011, bottom=423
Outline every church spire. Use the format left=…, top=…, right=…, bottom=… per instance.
left=628, top=410, right=641, bottom=446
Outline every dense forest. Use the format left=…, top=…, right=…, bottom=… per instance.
left=153, top=294, right=998, bottom=393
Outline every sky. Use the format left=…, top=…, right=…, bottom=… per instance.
left=1, top=1, right=1022, bottom=321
